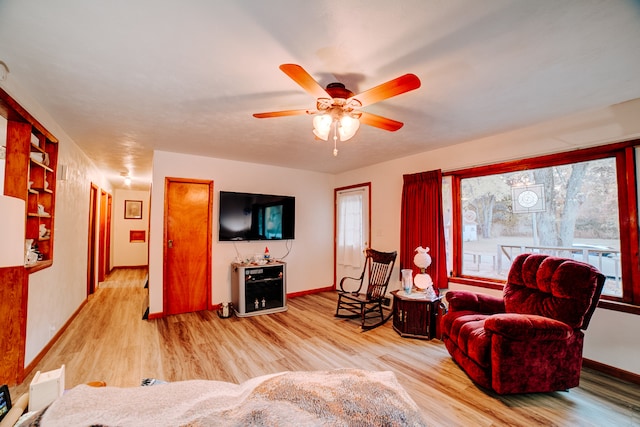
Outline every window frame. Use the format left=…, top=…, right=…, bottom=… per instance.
left=445, top=139, right=640, bottom=314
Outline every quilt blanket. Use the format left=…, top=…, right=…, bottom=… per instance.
left=23, top=369, right=426, bottom=426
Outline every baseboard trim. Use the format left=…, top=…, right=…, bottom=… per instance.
left=147, top=312, right=164, bottom=320
left=583, top=358, right=640, bottom=386
left=22, top=299, right=88, bottom=382
left=109, top=265, right=148, bottom=270
left=287, top=286, right=334, bottom=299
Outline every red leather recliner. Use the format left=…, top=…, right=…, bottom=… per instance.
left=441, top=253, right=605, bottom=394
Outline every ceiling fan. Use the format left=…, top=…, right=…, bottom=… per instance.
left=253, top=64, right=421, bottom=156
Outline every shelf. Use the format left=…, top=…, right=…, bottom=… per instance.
left=30, top=143, right=45, bottom=153
left=29, top=188, right=52, bottom=194
left=25, top=260, right=53, bottom=273
left=29, top=158, right=53, bottom=172
left=27, top=214, right=51, bottom=218
left=246, top=278, right=282, bottom=284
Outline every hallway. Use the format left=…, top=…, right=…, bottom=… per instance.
left=11, top=268, right=151, bottom=396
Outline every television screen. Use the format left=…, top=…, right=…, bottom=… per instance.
left=218, top=191, right=295, bottom=241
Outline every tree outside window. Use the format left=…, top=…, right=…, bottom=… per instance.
left=454, top=159, right=621, bottom=297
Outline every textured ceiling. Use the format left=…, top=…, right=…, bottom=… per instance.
left=1, top=0, right=639, bottom=190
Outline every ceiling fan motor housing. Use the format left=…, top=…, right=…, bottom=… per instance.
left=325, top=82, right=354, bottom=99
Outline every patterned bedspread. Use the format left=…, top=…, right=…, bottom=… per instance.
left=19, top=369, right=426, bottom=426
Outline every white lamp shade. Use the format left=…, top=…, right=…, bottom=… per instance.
left=0, top=195, right=26, bottom=267
left=312, top=114, right=332, bottom=140
left=338, top=115, right=360, bottom=141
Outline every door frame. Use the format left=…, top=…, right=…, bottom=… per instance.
left=334, top=182, right=372, bottom=289
left=105, top=193, right=112, bottom=274
left=98, top=189, right=107, bottom=283
left=87, top=183, right=98, bottom=295
left=162, top=177, right=214, bottom=314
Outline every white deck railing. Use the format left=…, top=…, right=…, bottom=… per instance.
left=496, top=244, right=621, bottom=281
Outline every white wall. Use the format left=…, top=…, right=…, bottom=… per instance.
left=148, top=150, right=335, bottom=314
left=335, top=100, right=640, bottom=376
left=112, top=189, right=150, bottom=267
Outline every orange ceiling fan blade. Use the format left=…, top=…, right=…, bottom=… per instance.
left=279, top=64, right=330, bottom=99
left=349, top=74, right=421, bottom=107
left=253, top=109, right=311, bottom=118
left=359, top=111, right=404, bottom=131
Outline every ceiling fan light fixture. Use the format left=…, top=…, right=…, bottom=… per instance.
left=312, top=114, right=332, bottom=141
left=338, top=115, right=360, bottom=141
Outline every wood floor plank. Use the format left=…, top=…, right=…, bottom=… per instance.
left=9, top=267, right=640, bottom=426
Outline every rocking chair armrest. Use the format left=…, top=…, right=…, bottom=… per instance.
left=339, top=275, right=364, bottom=293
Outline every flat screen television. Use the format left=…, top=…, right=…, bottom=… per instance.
left=218, top=191, right=295, bottom=241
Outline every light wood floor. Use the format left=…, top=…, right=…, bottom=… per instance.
left=10, top=268, right=640, bottom=426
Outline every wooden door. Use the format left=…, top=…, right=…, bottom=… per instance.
left=163, top=178, right=213, bottom=315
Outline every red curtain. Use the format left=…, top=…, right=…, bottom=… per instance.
left=400, top=169, right=447, bottom=293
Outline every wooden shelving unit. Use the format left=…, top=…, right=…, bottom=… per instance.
left=2, top=89, right=59, bottom=272
left=0, top=88, right=60, bottom=386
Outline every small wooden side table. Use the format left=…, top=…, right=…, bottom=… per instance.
left=391, top=290, right=443, bottom=340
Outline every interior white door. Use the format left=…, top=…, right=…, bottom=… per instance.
left=335, top=184, right=370, bottom=291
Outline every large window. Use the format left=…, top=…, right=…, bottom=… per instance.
left=444, top=141, right=640, bottom=311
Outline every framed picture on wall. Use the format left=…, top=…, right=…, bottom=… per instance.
left=124, top=200, right=143, bottom=219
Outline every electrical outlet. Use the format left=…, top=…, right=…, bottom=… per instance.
left=49, top=324, right=56, bottom=338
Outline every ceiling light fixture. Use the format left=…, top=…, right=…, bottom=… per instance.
left=311, top=83, right=362, bottom=156
left=120, top=171, right=131, bottom=186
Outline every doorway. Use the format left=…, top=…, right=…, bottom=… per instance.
left=105, top=193, right=112, bottom=273
left=97, top=190, right=112, bottom=283
left=163, top=178, right=213, bottom=315
left=87, top=183, right=98, bottom=295
left=334, top=183, right=371, bottom=289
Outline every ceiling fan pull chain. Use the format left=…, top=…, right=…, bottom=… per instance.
left=333, top=121, right=339, bottom=156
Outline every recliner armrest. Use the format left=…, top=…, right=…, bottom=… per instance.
left=445, top=290, right=505, bottom=314
left=484, top=313, right=574, bottom=341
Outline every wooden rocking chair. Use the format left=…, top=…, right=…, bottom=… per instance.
left=335, top=249, right=397, bottom=330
